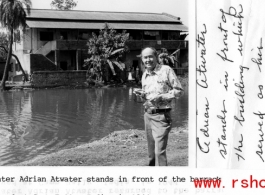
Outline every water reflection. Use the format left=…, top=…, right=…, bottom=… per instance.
left=0, top=86, right=188, bottom=165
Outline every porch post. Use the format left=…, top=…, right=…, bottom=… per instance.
left=76, top=49, right=81, bottom=70
left=55, top=50, right=60, bottom=70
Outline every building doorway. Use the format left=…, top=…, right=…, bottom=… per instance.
left=60, top=61, right=67, bottom=70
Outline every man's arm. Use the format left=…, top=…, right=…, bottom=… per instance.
left=165, top=67, right=183, bottom=99
left=161, top=67, right=183, bottom=99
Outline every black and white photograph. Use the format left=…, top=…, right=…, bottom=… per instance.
left=2, top=0, right=265, bottom=194
left=0, top=0, right=188, bottom=167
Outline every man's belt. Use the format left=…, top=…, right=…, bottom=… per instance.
left=145, top=108, right=171, bottom=114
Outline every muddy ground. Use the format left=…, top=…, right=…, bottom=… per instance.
left=12, top=128, right=188, bottom=166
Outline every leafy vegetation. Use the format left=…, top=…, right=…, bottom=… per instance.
left=50, top=0, right=77, bottom=10
left=85, top=23, right=129, bottom=84
left=0, top=32, right=8, bottom=60
left=158, top=48, right=180, bottom=68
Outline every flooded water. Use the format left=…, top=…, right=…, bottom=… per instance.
left=0, top=85, right=188, bottom=165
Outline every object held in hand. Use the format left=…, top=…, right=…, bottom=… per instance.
left=133, top=88, right=144, bottom=95
left=133, top=88, right=146, bottom=98
left=133, top=88, right=146, bottom=103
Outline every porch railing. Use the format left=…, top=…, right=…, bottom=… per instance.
left=35, top=40, right=188, bottom=51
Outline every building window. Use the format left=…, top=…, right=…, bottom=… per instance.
left=127, top=30, right=142, bottom=40
left=161, top=31, right=169, bottom=40
left=78, top=31, right=90, bottom=40
left=40, top=31, right=53, bottom=41
left=14, top=30, right=20, bottom=42
left=143, top=31, right=160, bottom=40
left=15, top=63, right=20, bottom=72
left=60, top=61, right=67, bottom=70
left=168, top=32, right=179, bottom=40
left=60, top=31, right=68, bottom=40
left=161, top=31, right=180, bottom=40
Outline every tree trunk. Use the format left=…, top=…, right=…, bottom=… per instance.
left=11, top=54, right=28, bottom=82
left=0, top=46, right=28, bottom=82
left=0, top=29, right=13, bottom=91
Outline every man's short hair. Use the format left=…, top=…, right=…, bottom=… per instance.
left=140, top=47, right=158, bottom=59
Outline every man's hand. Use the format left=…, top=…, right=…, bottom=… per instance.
left=133, top=88, right=144, bottom=95
left=149, top=94, right=163, bottom=105
left=149, top=92, right=177, bottom=104
left=133, top=88, right=146, bottom=100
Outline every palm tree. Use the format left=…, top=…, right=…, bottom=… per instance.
left=0, top=0, right=31, bottom=91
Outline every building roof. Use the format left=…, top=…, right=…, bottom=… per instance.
left=27, top=21, right=187, bottom=31
left=28, top=9, right=181, bottom=22
left=26, top=9, right=188, bottom=31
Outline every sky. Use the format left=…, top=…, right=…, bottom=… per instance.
left=31, top=0, right=189, bottom=27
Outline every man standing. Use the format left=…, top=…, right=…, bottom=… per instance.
left=140, top=47, right=183, bottom=166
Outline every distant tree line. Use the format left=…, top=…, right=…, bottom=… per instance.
left=50, top=0, right=77, bottom=10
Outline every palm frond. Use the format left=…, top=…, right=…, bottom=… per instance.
left=0, top=0, right=31, bottom=31
left=110, top=48, right=124, bottom=56
left=169, top=56, right=175, bottom=64
left=107, top=59, right=116, bottom=75
left=171, top=49, right=180, bottom=56
left=118, top=61, right=125, bottom=69
left=112, top=60, right=124, bottom=70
